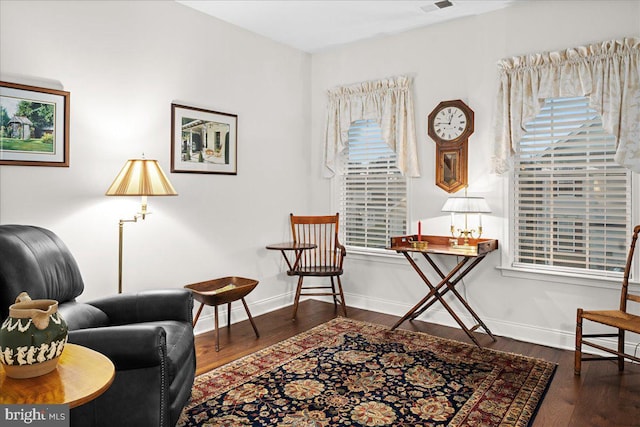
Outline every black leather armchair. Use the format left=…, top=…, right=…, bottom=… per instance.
left=0, top=225, right=195, bottom=427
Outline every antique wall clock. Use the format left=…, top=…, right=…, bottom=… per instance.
left=427, top=99, right=474, bottom=193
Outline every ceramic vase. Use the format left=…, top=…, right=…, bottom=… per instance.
left=0, top=292, right=68, bottom=379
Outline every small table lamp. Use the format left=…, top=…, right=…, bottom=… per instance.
left=441, top=195, right=491, bottom=246
left=106, top=158, right=178, bottom=293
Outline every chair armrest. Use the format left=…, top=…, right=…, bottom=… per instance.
left=337, top=242, right=346, bottom=257
left=67, top=325, right=167, bottom=370
left=337, top=242, right=346, bottom=268
left=87, top=289, right=193, bottom=325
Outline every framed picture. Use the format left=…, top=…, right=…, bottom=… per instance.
left=0, top=81, right=70, bottom=167
left=171, top=103, right=238, bottom=175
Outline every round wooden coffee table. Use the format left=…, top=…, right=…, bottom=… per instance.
left=0, top=343, right=115, bottom=408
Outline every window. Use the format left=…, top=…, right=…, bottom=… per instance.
left=338, top=120, right=407, bottom=251
left=513, top=96, right=632, bottom=276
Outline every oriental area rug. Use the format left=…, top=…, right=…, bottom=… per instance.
left=178, top=317, right=556, bottom=427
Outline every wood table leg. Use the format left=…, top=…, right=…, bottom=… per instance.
left=214, top=304, right=220, bottom=352
left=408, top=255, right=470, bottom=320
left=281, top=249, right=306, bottom=273
left=391, top=253, right=450, bottom=330
left=421, top=253, right=496, bottom=341
left=242, top=298, right=260, bottom=338
left=227, top=302, right=232, bottom=329
left=391, top=252, right=484, bottom=347
left=282, top=249, right=293, bottom=270
left=193, top=302, right=205, bottom=327
left=391, top=287, right=440, bottom=331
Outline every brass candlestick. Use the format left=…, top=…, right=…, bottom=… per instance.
left=450, top=216, right=483, bottom=246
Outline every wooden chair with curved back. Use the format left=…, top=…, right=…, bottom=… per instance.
left=575, top=224, right=640, bottom=375
left=289, top=213, right=347, bottom=319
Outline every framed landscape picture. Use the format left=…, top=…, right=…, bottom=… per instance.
left=171, top=103, right=238, bottom=175
left=0, top=81, right=70, bottom=167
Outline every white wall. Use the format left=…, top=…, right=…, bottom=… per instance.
left=310, top=0, right=640, bottom=350
left=0, top=0, right=311, bottom=330
left=2, top=0, right=640, bottom=350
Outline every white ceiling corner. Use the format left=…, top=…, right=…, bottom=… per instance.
left=175, top=0, right=522, bottom=53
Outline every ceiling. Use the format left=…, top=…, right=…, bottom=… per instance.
left=176, top=0, right=521, bottom=53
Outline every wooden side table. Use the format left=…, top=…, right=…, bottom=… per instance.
left=266, top=242, right=317, bottom=274
left=184, top=276, right=260, bottom=351
left=0, top=343, right=115, bottom=408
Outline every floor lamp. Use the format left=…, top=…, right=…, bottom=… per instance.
left=105, top=158, right=178, bottom=293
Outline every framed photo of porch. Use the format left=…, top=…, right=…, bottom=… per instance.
left=171, top=103, right=238, bottom=175
left=0, top=81, right=70, bottom=167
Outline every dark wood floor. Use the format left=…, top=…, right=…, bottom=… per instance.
left=195, top=300, right=640, bottom=427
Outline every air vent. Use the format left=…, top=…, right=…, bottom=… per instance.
left=435, top=0, right=453, bottom=9
left=421, top=1, right=453, bottom=13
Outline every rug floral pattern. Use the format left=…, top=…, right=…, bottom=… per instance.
left=178, top=318, right=556, bottom=427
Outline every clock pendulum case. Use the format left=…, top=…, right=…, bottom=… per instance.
left=427, top=99, right=474, bottom=193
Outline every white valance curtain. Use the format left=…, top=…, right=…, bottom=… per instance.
left=492, top=37, right=640, bottom=174
left=324, top=75, right=420, bottom=177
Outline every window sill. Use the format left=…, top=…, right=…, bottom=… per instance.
left=345, top=246, right=468, bottom=266
left=345, top=250, right=638, bottom=290
left=496, top=265, right=637, bottom=290
left=345, top=247, right=408, bottom=265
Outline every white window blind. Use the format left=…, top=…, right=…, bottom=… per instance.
left=514, top=96, right=632, bottom=276
left=339, top=120, right=407, bottom=250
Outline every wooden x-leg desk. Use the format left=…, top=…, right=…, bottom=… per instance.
left=388, top=235, right=498, bottom=347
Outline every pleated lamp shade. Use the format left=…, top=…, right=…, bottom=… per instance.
left=441, top=196, right=491, bottom=213
left=105, top=159, right=177, bottom=196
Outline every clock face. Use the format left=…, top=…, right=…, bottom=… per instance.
left=432, top=106, right=468, bottom=141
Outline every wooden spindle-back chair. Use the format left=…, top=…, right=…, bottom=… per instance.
left=289, top=213, right=347, bottom=319
left=575, top=224, right=640, bottom=375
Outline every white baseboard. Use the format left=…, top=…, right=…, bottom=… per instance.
left=322, top=292, right=640, bottom=358
left=193, top=290, right=640, bottom=359
left=192, top=291, right=296, bottom=336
